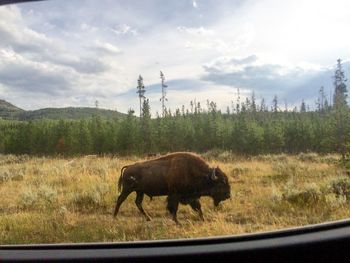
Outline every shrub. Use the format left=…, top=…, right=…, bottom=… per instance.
left=320, top=154, right=340, bottom=164
left=344, top=156, right=350, bottom=170
left=18, top=185, right=58, bottom=210
left=282, top=183, right=321, bottom=206
left=0, top=154, right=30, bottom=165
left=217, top=151, right=235, bottom=162
left=38, top=185, right=58, bottom=204
left=329, top=177, right=350, bottom=197
left=270, top=183, right=282, bottom=202
left=71, top=191, right=102, bottom=209
left=230, top=166, right=249, bottom=177
left=18, top=189, right=38, bottom=209
left=325, top=193, right=347, bottom=208
left=70, top=181, right=111, bottom=211
left=0, top=167, right=25, bottom=182
left=297, top=152, right=319, bottom=162
left=201, top=149, right=223, bottom=161
left=95, top=183, right=110, bottom=196
left=254, top=154, right=288, bottom=162
left=0, top=168, right=11, bottom=182
left=87, top=165, right=109, bottom=177
left=273, top=159, right=304, bottom=181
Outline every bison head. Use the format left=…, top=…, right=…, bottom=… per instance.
left=209, top=166, right=231, bottom=207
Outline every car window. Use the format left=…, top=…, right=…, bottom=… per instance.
left=0, top=0, right=350, bottom=244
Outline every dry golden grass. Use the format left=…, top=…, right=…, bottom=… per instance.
left=0, top=153, right=350, bottom=244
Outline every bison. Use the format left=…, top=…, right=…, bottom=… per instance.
left=113, top=152, right=231, bottom=224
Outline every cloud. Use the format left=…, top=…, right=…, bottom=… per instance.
left=50, top=55, right=109, bottom=74
left=0, top=4, right=119, bottom=108
left=1, top=0, right=349, bottom=114
left=203, top=55, right=258, bottom=73
left=110, top=24, right=138, bottom=36
left=231, top=55, right=258, bottom=65
left=177, top=26, right=214, bottom=36
left=80, top=23, right=98, bottom=33
left=202, top=55, right=330, bottom=103
left=0, top=49, right=74, bottom=95
left=0, top=6, right=110, bottom=76
left=0, top=6, right=54, bottom=53
left=94, top=40, right=121, bottom=55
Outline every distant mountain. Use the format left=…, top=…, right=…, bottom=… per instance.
left=0, top=100, right=126, bottom=120
left=0, top=99, right=25, bottom=119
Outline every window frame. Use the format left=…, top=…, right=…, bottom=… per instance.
left=1, top=1, right=349, bottom=262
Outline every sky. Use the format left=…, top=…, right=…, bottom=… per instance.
left=0, top=0, right=350, bottom=115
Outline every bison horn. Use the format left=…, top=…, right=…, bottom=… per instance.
left=210, top=168, right=218, bottom=181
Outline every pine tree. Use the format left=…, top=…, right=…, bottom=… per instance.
left=181, top=105, right=185, bottom=116
left=259, top=98, right=267, bottom=112
left=251, top=91, right=256, bottom=112
left=319, top=86, right=327, bottom=112
left=78, top=119, right=92, bottom=154
left=332, top=107, right=349, bottom=161
left=331, top=59, right=349, bottom=161
left=159, top=71, right=168, bottom=117
left=333, top=59, right=348, bottom=109
left=236, top=87, right=240, bottom=114
left=226, top=106, right=230, bottom=115
left=90, top=115, right=104, bottom=154
left=272, top=95, right=278, bottom=113
left=136, top=75, right=146, bottom=117
left=300, top=100, right=306, bottom=112
left=117, top=109, right=137, bottom=154
left=141, top=99, right=152, bottom=152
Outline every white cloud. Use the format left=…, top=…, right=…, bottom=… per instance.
left=80, top=23, right=98, bottom=33
left=0, top=6, right=131, bottom=111
left=0, top=6, right=54, bottom=53
left=111, top=24, right=138, bottom=36
left=230, top=0, right=350, bottom=65
left=0, top=5, right=22, bottom=23
left=0, top=6, right=110, bottom=75
left=94, top=40, right=121, bottom=55
left=177, top=26, right=214, bottom=36
left=203, top=55, right=258, bottom=73
left=0, top=48, right=75, bottom=94
left=201, top=54, right=334, bottom=105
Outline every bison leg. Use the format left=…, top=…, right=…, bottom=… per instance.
left=167, top=195, right=180, bottom=225
left=113, top=190, right=132, bottom=217
left=135, top=191, right=151, bottom=221
left=189, top=199, right=204, bottom=221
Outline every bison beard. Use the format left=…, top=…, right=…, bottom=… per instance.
left=113, top=152, right=231, bottom=224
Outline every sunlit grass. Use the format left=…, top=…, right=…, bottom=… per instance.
left=0, top=153, right=349, bottom=244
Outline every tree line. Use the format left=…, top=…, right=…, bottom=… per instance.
left=0, top=59, right=348, bottom=157
left=0, top=106, right=347, bottom=156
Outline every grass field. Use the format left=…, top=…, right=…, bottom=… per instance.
left=1, top=152, right=350, bottom=245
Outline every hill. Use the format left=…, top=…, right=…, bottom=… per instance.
left=18, top=107, right=125, bottom=120
left=0, top=100, right=125, bottom=120
left=0, top=99, right=25, bottom=119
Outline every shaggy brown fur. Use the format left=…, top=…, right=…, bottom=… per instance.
left=114, top=152, right=230, bottom=224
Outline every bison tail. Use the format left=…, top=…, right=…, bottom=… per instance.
left=118, top=166, right=128, bottom=192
